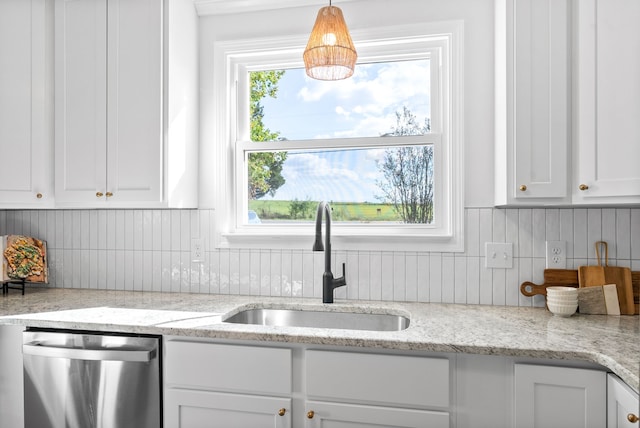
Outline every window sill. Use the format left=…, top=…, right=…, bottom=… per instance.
left=217, top=227, right=464, bottom=252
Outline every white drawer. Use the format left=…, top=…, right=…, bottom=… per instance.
left=305, top=350, right=449, bottom=408
left=165, top=341, right=291, bottom=395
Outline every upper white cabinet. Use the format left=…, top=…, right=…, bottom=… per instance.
left=54, top=0, right=198, bottom=208
left=0, top=0, right=54, bottom=208
left=496, top=0, right=640, bottom=206
left=573, top=0, right=640, bottom=204
left=495, top=0, right=571, bottom=205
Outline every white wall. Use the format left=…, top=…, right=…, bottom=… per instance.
left=2, top=1, right=638, bottom=307
left=198, top=0, right=495, bottom=208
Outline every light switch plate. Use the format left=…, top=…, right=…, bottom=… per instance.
left=485, top=242, right=513, bottom=269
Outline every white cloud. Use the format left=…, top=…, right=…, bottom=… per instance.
left=296, top=60, right=431, bottom=139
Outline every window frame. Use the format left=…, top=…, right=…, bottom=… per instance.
left=212, top=22, right=464, bottom=252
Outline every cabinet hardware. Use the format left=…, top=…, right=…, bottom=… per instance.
left=307, top=410, right=315, bottom=419
left=628, top=413, right=639, bottom=423
left=519, top=185, right=527, bottom=191
left=278, top=408, right=286, bottom=417
left=578, top=184, right=589, bottom=191
left=96, top=192, right=104, bottom=197
left=106, top=192, right=113, bottom=197
left=36, top=193, right=42, bottom=199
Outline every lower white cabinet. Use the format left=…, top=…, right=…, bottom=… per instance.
left=304, top=350, right=450, bottom=428
left=514, top=363, right=606, bottom=428
left=164, top=389, right=291, bottom=428
left=304, top=401, right=449, bottom=428
left=164, top=339, right=452, bottom=428
left=164, top=338, right=634, bottom=428
left=608, top=374, right=640, bottom=428
left=164, top=340, right=292, bottom=428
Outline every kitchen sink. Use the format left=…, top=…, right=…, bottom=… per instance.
left=223, top=307, right=410, bottom=331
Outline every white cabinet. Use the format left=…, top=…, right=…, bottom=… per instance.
left=164, top=340, right=451, bottom=428
left=54, top=0, right=198, bottom=208
left=0, top=0, right=54, bottom=208
left=514, top=363, right=606, bottom=428
left=495, top=0, right=640, bottom=206
left=304, top=401, right=448, bottom=428
left=608, top=374, right=640, bottom=428
left=495, top=0, right=571, bottom=205
left=165, top=390, right=291, bottom=428
left=573, top=0, right=640, bottom=204
left=164, top=340, right=293, bottom=428
left=304, top=350, right=450, bottom=428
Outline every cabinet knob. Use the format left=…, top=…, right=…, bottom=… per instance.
left=307, top=410, right=315, bottom=419
left=519, top=184, right=527, bottom=192
left=278, top=408, right=286, bottom=417
left=105, top=192, right=113, bottom=198
left=36, top=193, right=43, bottom=199
left=96, top=192, right=104, bottom=197
left=628, top=413, right=639, bottom=423
left=578, top=184, right=589, bottom=191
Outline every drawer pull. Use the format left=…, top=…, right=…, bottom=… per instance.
left=307, top=410, right=315, bottom=419
left=106, top=192, right=113, bottom=197
left=278, top=408, right=286, bottom=417
left=36, top=193, right=43, bottom=199
left=628, top=413, right=639, bottom=423
left=578, top=184, right=589, bottom=191
left=96, top=192, right=104, bottom=197
left=519, top=184, right=527, bottom=191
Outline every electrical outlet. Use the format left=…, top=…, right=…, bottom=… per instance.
left=485, top=242, right=513, bottom=269
left=191, top=238, right=203, bottom=263
left=546, top=240, right=566, bottom=268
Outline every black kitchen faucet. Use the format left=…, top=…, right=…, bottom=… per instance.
left=313, top=201, right=346, bottom=303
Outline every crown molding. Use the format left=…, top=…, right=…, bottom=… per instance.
left=193, top=0, right=356, bottom=16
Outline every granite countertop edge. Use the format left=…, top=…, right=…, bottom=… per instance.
left=1, top=288, right=638, bottom=392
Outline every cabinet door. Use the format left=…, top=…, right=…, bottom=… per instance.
left=607, top=374, right=640, bottom=428
left=105, top=0, right=162, bottom=204
left=165, top=389, right=291, bottom=428
left=495, top=0, right=570, bottom=205
left=54, top=0, right=108, bottom=204
left=0, top=0, right=53, bottom=207
left=304, top=401, right=449, bottom=428
left=55, top=0, right=162, bottom=207
left=574, top=0, right=640, bottom=203
left=514, top=364, right=606, bottom=428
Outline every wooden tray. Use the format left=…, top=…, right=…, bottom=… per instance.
left=520, top=269, right=640, bottom=315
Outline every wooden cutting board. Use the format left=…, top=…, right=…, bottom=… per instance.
left=578, top=242, right=635, bottom=315
left=520, top=268, right=639, bottom=315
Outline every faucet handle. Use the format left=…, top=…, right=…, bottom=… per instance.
left=341, top=263, right=346, bottom=279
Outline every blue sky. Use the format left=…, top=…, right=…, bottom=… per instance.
left=258, top=60, right=430, bottom=203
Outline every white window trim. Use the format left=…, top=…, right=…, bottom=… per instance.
left=211, top=22, right=464, bottom=252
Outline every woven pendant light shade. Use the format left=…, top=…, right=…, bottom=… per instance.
left=303, top=5, right=357, bottom=81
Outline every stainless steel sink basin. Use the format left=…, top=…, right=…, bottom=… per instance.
left=223, top=308, right=409, bottom=331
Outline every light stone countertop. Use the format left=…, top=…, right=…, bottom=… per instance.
left=1, top=288, right=638, bottom=392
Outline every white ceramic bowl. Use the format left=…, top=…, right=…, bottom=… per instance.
left=546, top=286, right=578, bottom=296
left=546, top=295, right=578, bottom=304
left=547, top=302, right=578, bottom=317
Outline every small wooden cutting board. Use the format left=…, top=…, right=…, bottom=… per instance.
left=578, top=242, right=635, bottom=315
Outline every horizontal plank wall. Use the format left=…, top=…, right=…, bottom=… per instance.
left=0, top=208, right=638, bottom=307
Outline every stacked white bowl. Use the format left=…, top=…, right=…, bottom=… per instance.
left=546, top=286, right=578, bottom=317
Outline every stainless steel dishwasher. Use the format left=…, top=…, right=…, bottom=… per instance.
left=23, top=329, right=161, bottom=428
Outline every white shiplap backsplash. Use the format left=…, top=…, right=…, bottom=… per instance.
left=1, top=208, right=638, bottom=307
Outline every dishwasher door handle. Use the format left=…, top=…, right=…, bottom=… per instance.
left=23, top=343, right=156, bottom=362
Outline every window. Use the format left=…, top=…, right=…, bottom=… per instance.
left=212, top=22, right=464, bottom=251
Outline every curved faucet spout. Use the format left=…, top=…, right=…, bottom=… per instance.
left=312, top=201, right=346, bottom=303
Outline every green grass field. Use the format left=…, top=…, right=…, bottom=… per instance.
left=248, top=200, right=401, bottom=222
